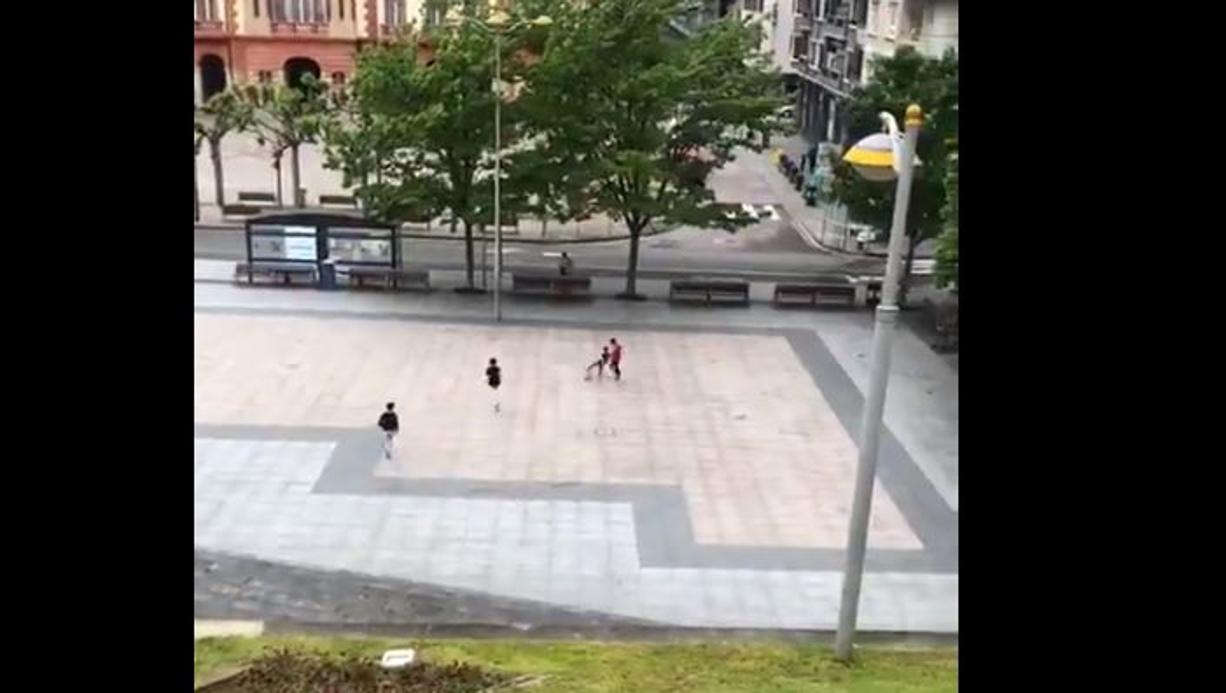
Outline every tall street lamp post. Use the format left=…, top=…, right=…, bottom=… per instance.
left=446, top=5, right=552, bottom=322
left=834, top=104, right=923, bottom=661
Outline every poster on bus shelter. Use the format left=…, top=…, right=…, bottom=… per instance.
left=283, top=227, right=318, bottom=261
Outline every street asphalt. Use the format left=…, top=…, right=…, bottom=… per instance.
left=194, top=220, right=890, bottom=281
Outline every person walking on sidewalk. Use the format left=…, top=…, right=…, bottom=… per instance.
left=377, top=402, right=399, bottom=460
left=485, top=358, right=502, bottom=413
left=608, top=338, right=624, bottom=381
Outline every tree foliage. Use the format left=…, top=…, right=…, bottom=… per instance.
left=194, top=89, right=253, bottom=207
left=520, top=0, right=786, bottom=296
left=320, top=2, right=544, bottom=288
left=934, top=141, right=957, bottom=291
left=830, top=48, right=958, bottom=244
left=241, top=78, right=330, bottom=207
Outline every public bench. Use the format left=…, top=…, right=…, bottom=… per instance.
left=668, top=277, right=750, bottom=304
left=318, top=194, right=358, bottom=208
left=237, top=191, right=277, bottom=205
left=339, top=265, right=430, bottom=291
left=511, top=272, right=592, bottom=296
left=772, top=282, right=857, bottom=307
left=234, top=261, right=318, bottom=285
left=221, top=204, right=262, bottom=217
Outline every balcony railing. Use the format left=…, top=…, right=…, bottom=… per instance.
left=792, top=58, right=854, bottom=98
left=270, top=22, right=329, bottom=35
left=381, top=23, right=411, bottom=36
left=194, top=19, right=224, bottom=32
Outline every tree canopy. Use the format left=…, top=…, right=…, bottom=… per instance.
left=519, top=0, right=787, bottom=296
left=830, top=47, right=958, bottom=245
left=320, top=3, right=545, bottom=287
left=241, top=78, right=330, bottom=207
left=194, top=89, right=254, bottom=207
left=935, top=141, right=957, bottom=291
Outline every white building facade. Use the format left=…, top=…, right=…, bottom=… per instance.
left=775, top=0, right=957, bottom=150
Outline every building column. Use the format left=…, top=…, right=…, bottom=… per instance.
left=796, top=83, right=807, bottom=135
left=808, top=86, right=823, bottom=144
left=194, top=65, right=203, bottom=106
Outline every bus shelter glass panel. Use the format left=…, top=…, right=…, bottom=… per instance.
left=250, top=225, right=319, bottom=261
left=327, top=226, right=394, bottom=266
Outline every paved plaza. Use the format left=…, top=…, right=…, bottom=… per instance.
left=193, top=271, right=958, bottom=632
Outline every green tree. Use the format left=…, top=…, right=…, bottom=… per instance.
left=522, top=0, right=786, bottom=297
left=321, top=6, right=541, bottom=289
left=830, top=47, right=957, bottom=301
left=934, top=142, right=957, bottom=291
left=193, top=123, right=202, bottom=221
left=194, top=89, right=253, bottom=208
left=242, top=78, right=329, bottom=207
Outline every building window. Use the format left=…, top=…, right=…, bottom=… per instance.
left=270, top=0, right=327, bottom=23
left=792, top=31, right=810, bottom=60
left=258, top=70, right=274, bottom=84
left=253, top=0, right=260, bottom=18
left=196, top=0, right=218, bottom=21
left=339, top=0, right=344, bottom=18
left=743, top=0, right=763, bottom=12
left=425, top=4, right=443, bottom=26
left=385, top=0, right=406, bottom=26
left=331, top=72, right=346, bottom=84
left=853, top=0, right=867, bottom=25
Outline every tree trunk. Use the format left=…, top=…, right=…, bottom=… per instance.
left=463, top=219, right=476, bottom=288
left=900, top=230, right=920, bottom=308
left=273, top=154, right=284, bottom=207
left=619, top=221, right=644, bottom=299
left=209, top=138, right=225, bottom=208
left=193, top=151, right=200, bottom=221
left=290, top=144, right=303, bottom=207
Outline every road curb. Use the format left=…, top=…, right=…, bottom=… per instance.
left=195, top=620, right=265, bottom=639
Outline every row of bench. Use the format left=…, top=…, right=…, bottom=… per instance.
left=222, top=191, right=357, bottom=217
left=233, top=263, right=878, bottom=307
left=235, top=262, right=431, bottom=291
left=669, top=279, right=865, bottom=306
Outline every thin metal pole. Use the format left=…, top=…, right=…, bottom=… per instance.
left=493, top=31, right=503, bottom=322
left=834, top=106, right=922, bottom=661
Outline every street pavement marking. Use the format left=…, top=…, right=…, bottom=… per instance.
left=194, top=620, right=265, bottom=639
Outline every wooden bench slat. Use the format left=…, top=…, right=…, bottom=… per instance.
left=337, top=265, right=430, bottom=291
left=772, top=282, right=857, bottom=307
left=236, top=192, right=277, bottom=203
left=669, top=278, right=750, bottom=305
left=319, top=194, right=357, bottom=206
left=234, top=261, right=318, bottom=285
left=511, top=273, right=592, bottom=296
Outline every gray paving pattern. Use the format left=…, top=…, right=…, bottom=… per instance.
left=194, top=305, right=955, bottom=573
left=196, top=548, right=661, bottom=631
left=194, top=288, right=958, bottom=632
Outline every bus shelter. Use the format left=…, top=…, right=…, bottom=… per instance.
left=242, top=211, right=400, bottom=288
